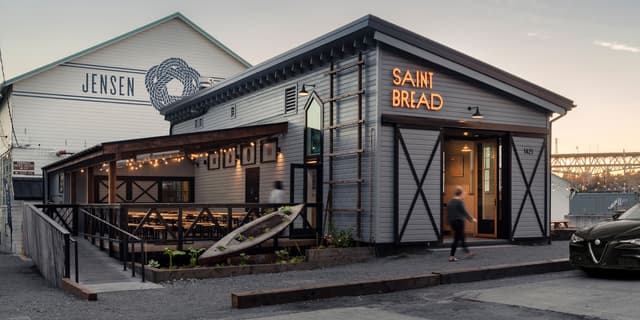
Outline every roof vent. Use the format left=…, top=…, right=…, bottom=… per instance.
left=284, top=85, right=297, bottom=114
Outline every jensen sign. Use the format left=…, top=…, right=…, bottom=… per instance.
left=391, top=68, right=444, bottom=111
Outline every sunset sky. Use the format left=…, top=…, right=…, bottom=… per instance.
left=1, top=0, right=638, bottom=154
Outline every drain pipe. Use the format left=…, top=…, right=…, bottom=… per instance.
left=369, top=128, right=376, bottom=246
left=548, top=110, right=567, bottom=244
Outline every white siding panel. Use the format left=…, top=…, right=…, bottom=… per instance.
left=9, top=17, right=248, bottom=177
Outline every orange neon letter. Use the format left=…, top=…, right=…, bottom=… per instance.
left=430, top=93, right=443, bottom=110
left=392, top=89, right=401, bottom=107
left=392, top=68, right=402, bottom=85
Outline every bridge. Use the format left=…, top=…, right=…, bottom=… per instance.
left=551, top=152, right=640, bottom=176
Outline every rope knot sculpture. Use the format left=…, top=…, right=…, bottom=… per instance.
left=145, top=57, right=200, bottom=110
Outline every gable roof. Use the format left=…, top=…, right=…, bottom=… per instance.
left=1, top=12, right=250, bottom=88
left=162, top=14, right=575, bottom=122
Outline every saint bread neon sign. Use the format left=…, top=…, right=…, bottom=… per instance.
left=391, top=68, right=443, bottom=111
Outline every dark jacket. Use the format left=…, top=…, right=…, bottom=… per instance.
left=447, top=198, right=473, bottom=225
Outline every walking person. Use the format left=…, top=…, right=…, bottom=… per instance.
left=269, top=181, right=287, bottom=204
left=447, top=186, right=477, bottom=262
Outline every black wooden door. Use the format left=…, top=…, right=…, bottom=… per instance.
left=245, top=167, right=260, bottom=204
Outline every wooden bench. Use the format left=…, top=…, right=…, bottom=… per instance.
left=551, top=220, right=569, bottom=229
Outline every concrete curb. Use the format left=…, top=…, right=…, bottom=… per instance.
left=231, top=258, right=571, bottom=308
left=61, top=278, right=98, bottom=301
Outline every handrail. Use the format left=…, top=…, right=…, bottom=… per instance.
left=80, top=208, right=145, bottom=282
left=80, top=208, right=140, bottom=241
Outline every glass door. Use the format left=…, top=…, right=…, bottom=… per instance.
left=476, top=140, right=498, bottom=237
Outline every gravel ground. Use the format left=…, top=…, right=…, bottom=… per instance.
left=1, top=242, right=570, bottom=320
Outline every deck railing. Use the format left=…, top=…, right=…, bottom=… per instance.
left=37, top=202, right=319, bottom=254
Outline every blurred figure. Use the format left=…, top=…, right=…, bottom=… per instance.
left=447, top=186, right=477, bottom=262
left=269, top=181, right=287, bottom=204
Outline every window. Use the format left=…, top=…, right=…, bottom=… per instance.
left=194, top=118, right=203, bottom=128
left=284, top=86, right=297, bottom=114
left=161, top=180, right=191, bottom=203
left=305, top=96, right=322, bottom=157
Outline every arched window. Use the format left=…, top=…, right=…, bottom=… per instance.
left=305, top=95, right=322, bottom=158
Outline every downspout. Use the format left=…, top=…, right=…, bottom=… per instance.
left=548, top=110, right=567, bottom=244
left=369, top=127, right=375, bottom=245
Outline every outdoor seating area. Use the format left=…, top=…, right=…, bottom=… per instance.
left=126, top=209, right=255, bottom=241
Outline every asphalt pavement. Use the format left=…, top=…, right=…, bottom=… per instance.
left=5, top=241, right=627, bottom=320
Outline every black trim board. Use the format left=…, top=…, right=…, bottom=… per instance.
left=382, top=114, right=549, bottom=135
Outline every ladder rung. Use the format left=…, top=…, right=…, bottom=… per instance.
left=324, top=179, right=364, bottom=184
left=326, top=120, right=364, bottom=130
left=327, top=208, right=363, bottom=213
left=328, top=59, right=364, bottom=75
left=326, top=90, right=364, bottom=103
left=328, top=149, right=364, bottom=157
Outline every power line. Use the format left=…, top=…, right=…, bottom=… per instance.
left=0, top=48, right=20, bottom=147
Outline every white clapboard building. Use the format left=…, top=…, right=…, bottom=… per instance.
left=0, top=12, right=249, bottom=253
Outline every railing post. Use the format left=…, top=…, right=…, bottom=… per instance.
left=74, top=239, right=79, bottom=283
left=64, top=234, right=70, bottom=279
left=120, top=206, right=128, bottom=261
left=72, top=206, right=79, bottom=236
left=131, top=241, right=135, bottom=277
left=123, top=235, right=128, bottom=271
left=99, top=208, right=104, bottom=250
left=141, top=241, right=146, bottom=283
left=177, top=208, right=184, bottom=251
left=227, top=207, right=233, bottom=235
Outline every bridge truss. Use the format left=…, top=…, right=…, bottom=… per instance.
left=551, top=152, right=640, bottom=176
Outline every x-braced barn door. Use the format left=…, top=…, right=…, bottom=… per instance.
left=394, top=127, right=442, bottom=244
left=510, top=136, right=548, bottom=240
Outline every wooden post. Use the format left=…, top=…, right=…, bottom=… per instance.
left=86, top=167, right=94, bottom=204
left=70, top=171, right=77, bottom=204
left=108, top=161, right=117, bottom=204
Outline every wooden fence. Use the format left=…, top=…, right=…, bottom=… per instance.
left=22, top=204, right=70, bottom=288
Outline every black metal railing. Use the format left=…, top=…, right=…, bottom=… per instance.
left=80, top=208, right=146, bottom=282
left=37, top=202, right=320, bottom=251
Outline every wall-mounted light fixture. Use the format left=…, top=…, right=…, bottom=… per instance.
left=461, top=144, right=472, bottom=152
left=468, top=106, right=484, bottom=119
left=298, top=84, right=316, bottom=97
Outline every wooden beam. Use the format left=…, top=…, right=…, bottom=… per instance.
left=108, top=161, right=116, bottom=204
left=70, top=171, right=77, bottom=204
left=86, top=167, right=94, bottom=204
left=102, top=123, right=288, bottom=155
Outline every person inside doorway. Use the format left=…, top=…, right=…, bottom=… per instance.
left=447, top=186, right=477, bottom=262
left=269, top=181, right=287, bottom=204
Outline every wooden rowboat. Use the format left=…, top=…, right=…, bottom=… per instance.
left=198, top=204, right=304, bottom=265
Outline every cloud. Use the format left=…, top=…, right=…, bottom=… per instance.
left=526, top=32, right=550, bottom=40
left=593, top=41, right=639, bottom=53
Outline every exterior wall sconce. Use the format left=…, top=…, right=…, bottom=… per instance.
left=468, top=106, right=484, bottom=119
left=277, top=146, right=282, bottom=154
left=298, top=84, right=316, bottom=97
